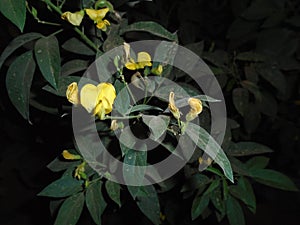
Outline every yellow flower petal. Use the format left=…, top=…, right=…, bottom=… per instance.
left=125, top=58, right=138, bottom=70
left=66, top=82, right=80, bottom=105
left=94, top=83, right=116, bottom=119
left=61, top=10, right=84, bottom=26
left=136, top=52, right=152, bottom=68
left=86, top=8, right=109, bottom=22
left=80, top=84, right=99, bottom=113
left=96, top=19, right=110, bottom=31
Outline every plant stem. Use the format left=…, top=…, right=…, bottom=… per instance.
left=105, top=114, right=142, bottom=120
left=120, top=75, right=137, bottom=104
left=42, top=0, right=100, bottom=52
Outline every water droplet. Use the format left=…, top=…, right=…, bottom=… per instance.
left=128, top=156, right=132, bottom=160
left=37, top=49, right=42, bottom=53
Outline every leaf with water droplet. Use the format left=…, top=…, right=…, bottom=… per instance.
left=35, top=36, right=61, bottom=89
left=6, top=50, right=35, bottom=120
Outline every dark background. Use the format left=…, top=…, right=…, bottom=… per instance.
left=0, top=0, right=300, bottom=224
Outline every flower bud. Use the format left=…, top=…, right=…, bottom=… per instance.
left=110, top=120, right=119, bottom=131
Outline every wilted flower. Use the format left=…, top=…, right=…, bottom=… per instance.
left=61, top=10, right=85, bottom=26
left=62, top=150, right=81, bottom=160
left=186, top=98, right=202, bottom=121
left=85, top=8, right=110, bottom=31
left=66, top=82, right=80, bottom=105
left=168, top=92, right=180, bottom=120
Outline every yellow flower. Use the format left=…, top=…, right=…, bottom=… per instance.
left=168, top=92, right=180, bottom=120
left=96, top=19, right=110, bottom=31
left=160, top=212, right=166, bottom=221
left=125, top=52, right=152, bottom=70
left=151, top=64, right=163, bottom=75
left=85, top=8, right=110, bottom=31
left=66, top=82, right=80, bottom=105
left=61, top=10, right=84, bottom=26
left=186, top=98, right=202, bottom=121
left=80, top=82, right=116, bottom=119
left=62, top=150, right=81, bottom=160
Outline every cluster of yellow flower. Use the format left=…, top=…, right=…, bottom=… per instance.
left=66, top=82, right=116, bottom=120
left=123, top=42, right=163, bottom=75
left=61, top=7, right=111, bottom=31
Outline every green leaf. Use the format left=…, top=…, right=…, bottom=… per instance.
left=226, top=195, right=245, bottom=225
left=229, top=177, right=256, bottom=213
left=211, top=186, right=225, bottom=216
left=191, top=192, right=210, bottom=220
left=257, top=91, right=278, bottom=117
left=135, top=185, right=160, bottom=225
left=256, top=64, right=287, bottom=94
left=236, top=51, right=265, bottom=62
left=229, top=156, right=250, bottom=176
left=241, top=0, right=274, bottom=20
left=47, top=156, right=81, bottom=172
left=204, top=179, right=220, bottom=195
left=0, top=32, right=43, bottom=69
left=86, top=181, right=107, bottom=225
left=0, top=0, right=26, bottom=32
left=227, top=18, right=259, bottom=39
left=186, top=123, right=234, bottom=183
left=35, top=36, right=61, bottom=89
left=6, top=51, right=35, bottom=120
left=114, top=80, right=131, bottom=115
left=61, top=59, right=89, bottom=76
left=62, top=37, right=95, bottom=56
left=243, top=103, right=261, bottom=134
left=54, top=192, right=84, bottom=225
left=241, top=80, right=262, bottom=102
left=250, top=169, right=298, bottom=191
left=142, top=115, right=170, bottom=141
left=181, top=174, right=210, bottom=192
left=103, top=24, right=124, bottom=52
left=232, top=88, right=249, bottom=116
left=119, top=128, right=136, bottom=156
left=120, top=21, right=177, bottom=41
left=226, top=142, right=272, bottom=157
left=153, top=41, right=178, bottom=78
left=129, top=104, right=163, bottom=114
left=43, top=76, right=94, bottom=97
left=105, top=180, right=121, bottom=207
left=38, top=176, right=83, bottom=197
left=123, top=145, right=147, bottom=192
left=245, top=156, right=269, bottom=171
